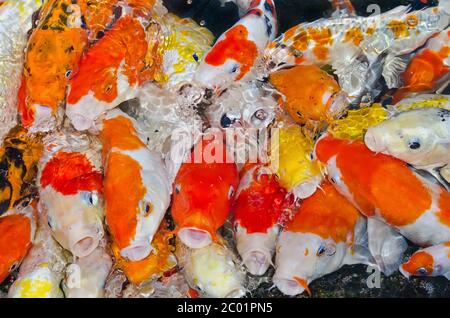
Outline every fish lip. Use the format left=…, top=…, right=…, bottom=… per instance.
left=241, top=249, right=272, bottom=276
left=120, top=242, right=152, bottom=261
left=70, top=235, right=99, bottom=258
left=364, top=127, right=385, bottom=153
left=178, top=227, right=212, bottom=249
left=272, top=275, right=306, bottom=296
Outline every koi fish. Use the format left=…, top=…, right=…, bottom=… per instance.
left=172, top=136, right=239, bottom=249
left=365, top=108, right=450, bottom=174
left=112, top=221, right=177, bottom=285
left=175, top=237, right=246, bottom=298
left=273, top=182, right=372, bottom=296
left=101, top=109, right=171, bottom=261
left=270, top=124, right=323, bottom=199
left=63, top=243, right=113, bottom=298
left=265, top=2, right=450, bottom=104
left=0, top=200, right=36, bottom=284
left=0, top=126, right=43, bottom=216
left=269, top=64, right=349, bottom=126
left=195, top=0, right=278, bottom=94
left=155, top=13, right=215, bottom=89
left=232, top=163, right=290, bottom=275
left=0, top=0, right=43, bottom=141
left=39, top=148, right=104, bottom=258
left=8, top=213, right=67, bottom=298
left=393, top=27, right=450, bottom=103
left=66, top=13, right=158, bottom=131
left=19, top=0, right=89, bottom=132
left=315, top=135, right=450, bottom=251
left=400, top=242, right=450, bottom=280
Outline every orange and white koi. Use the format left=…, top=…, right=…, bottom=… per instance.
left=273, top=182, right=372, bottom=296
left=400, top=242, right=450, bottom=280
left=172, top=137, right=239, bottom=249
left=393, top=27, right=450, bottom=103
left=39, top=147, right=104, bottom=258
left=0, top=0, right=43, bottom=141
left=19, top=0, right=89, bottom=132
left=269, top=64, right=349, bottom=125
left=101, top=109, right=171, bottom=261
left=315, top=134, right=450, bottom=249
left=232, top=163, right=290, bottom=276
left=66, top=12, right=159, bottom=131
left=195, top=0, right=277, bottom=93
left=0, top=199, right=36, bottom=284
left=265, top=2, right=450, bottom=104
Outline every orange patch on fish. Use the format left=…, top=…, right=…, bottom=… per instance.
left=387, top=20, right=409, bottom=39
left=436, top=191, right=450, bottom=227
left=104, top=152, right=146, bottom=251
left=293, top=276, right=311, bottom=296
left=112, top=222, right=175, bottom=284
left=40, top=152, right=103, bottom=196
left=204, top=25, right=258, bottom=81
left=371, top=162, right=432, bottom=226
left=269, top=65, right=341, bottom=124
left=67, top=15, right=151, bottom=106
left=22, top=28, right=88, bottom=122
left=78, top=0, right=117, bottom=39
left=402, top=251, right=434, bottom=275
left=286, top=182, right=360, bottom=243
left=344, top=27, right=364, bottom=46
left=0, top=214, right=32, bottom=283
left=292, top=28, right=309, bottom=52
left=101, top=115, right=146, bottom=155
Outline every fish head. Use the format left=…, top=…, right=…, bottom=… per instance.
left=195, top=24, right=259, bottom=94
left=400, top=250, right=435, bottom=278
left=21, top=17, right=87, bottom=130
left=173, top=166, right=238, bottom=248
left=39, top=151, right=104, bottom=257
left=274, top=231, right=339, bottom=296
left=364, top=110, right=439, bottom=165
left=233, top=164, right=287, bottom=275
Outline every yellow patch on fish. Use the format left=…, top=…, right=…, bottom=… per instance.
left=395, top=96, right=450, bottom=112
left=328, top=104, right=389, bottom=140
left=14, top=277, right=53, bottom=298
left=271, top=125, right=322, bottom=191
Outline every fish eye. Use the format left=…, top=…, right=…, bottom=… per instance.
left=65, top=70, right=73, bottom=78
left=228, top=186, right=235, bottom=199
left=175, top=183, right=181, bottom=194
left=105, top=84, right=112, bottom=93
left=233, top=222, right=239, bottom=232
left=144, top=203, right=152, bottom=216
left=416, top=267, right=428, bottom=275
left=82, top=192, right=98, bottom=206
left=408, top=139, right=421, bottom=150
left=230, top=64, right=239, bottom=74
left=192, top=52, right=199, bottom=62
left=316, top=245, right=326, bottom=257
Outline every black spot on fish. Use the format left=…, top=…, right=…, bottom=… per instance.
left=80, top=15, right=88, bottom=30
left=65, top=45, right=75, bottom=54
left=0, top=200, right=10, bottom=216
left=264, top=1, right=275, bottom=15
left=97, top=30, right=105, bottom=39
left=9, top=139, right=25, bottom=145
left=59, top=14, right=68, bottom=26
left=50, top=25, right=65, bottom=32
left=265, top=15, right=273, bottom=37
left=61, top=2, right=69, bottom=14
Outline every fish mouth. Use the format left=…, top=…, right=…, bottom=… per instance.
left=242, top=250, right=272, bottom=276
left=67, top=113, right=95, bottom=131
left=178, top=227, right=212, bottom=249
left=364, top=128, right=385, bottom=153
left=70, top=235, right=99, bottom=258
left=293, top=176, right=322, bottom=199
left=273, top=277, right=307, bottom=296
left=120, top=243, right=152, bottom=261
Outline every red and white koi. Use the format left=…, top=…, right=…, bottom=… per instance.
left=195, top=0, right=278, bottom=93
left=400, top=242, right=450, bottom=280
left=232, top=163, right=291, bottom=276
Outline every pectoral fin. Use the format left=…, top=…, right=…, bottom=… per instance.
left=367, top=218, right=408, bottom=276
